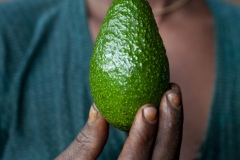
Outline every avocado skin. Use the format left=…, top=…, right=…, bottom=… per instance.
left=89, top=0, right=169, bottom=132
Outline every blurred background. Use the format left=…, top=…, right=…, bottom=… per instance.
left=0, top=0, right=240, bottom=4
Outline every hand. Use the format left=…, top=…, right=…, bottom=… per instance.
left=55, top=83, right=183, bottom=160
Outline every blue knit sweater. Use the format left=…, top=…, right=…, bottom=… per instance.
left=0, top=0, right=240, bottom=159
left=199, top=0, right=240, bottom=159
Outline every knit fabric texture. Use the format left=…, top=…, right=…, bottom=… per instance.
left=0, top=0, right=126, bottom=159
left=199, top=0, right=240, bottom=159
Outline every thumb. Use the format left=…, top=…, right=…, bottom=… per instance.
left=55, top=104, right=109, bottom=160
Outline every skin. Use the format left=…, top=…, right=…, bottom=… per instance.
left=88, top=0, right=214, bottom=159
left=57, top=0, right=214, bottom=159
left=157, top=1, right=214, bottom=159
left=56, top=83, right=183, bottom=160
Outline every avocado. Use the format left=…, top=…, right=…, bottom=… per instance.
left=89, top=0, right=169, bottom=132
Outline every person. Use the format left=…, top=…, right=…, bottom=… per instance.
left=0, top=0, right=240, bottom=159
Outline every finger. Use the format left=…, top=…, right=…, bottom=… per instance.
left=55, top=104, right=109, bottom=160
left=152, top=83, right=183, bottom=160
left=118, top=104, right=158, bottom=160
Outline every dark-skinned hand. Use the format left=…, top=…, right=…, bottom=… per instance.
left=55, top=83, right=183, bottom=160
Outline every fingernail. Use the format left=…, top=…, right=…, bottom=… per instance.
left=88, top=103, right=99, bottom=123
left=143, top=105, right=157, bottom=123
left=167, top=92, right=181, bottom=109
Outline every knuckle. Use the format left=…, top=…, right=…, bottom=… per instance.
left=75, top=131, right=93, bottom=149
left=71, top=131, right=95, bottom=159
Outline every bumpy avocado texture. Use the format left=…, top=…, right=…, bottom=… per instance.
left=89, top=0, right=169, bottom=132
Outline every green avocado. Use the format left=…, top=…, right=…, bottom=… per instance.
left=89, top=0, right=169, bottom=132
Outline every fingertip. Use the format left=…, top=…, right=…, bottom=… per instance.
left=88, top=103, right=100, bottom=123
left=142, top=105, right=158, bottom=123
left=167, top=92, right=181, bottom=109
left=87, top=104, right=109, bottom=131
left=161, top=83, right=182, bottom=111
left=169, top=82, right=181, bottom=93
